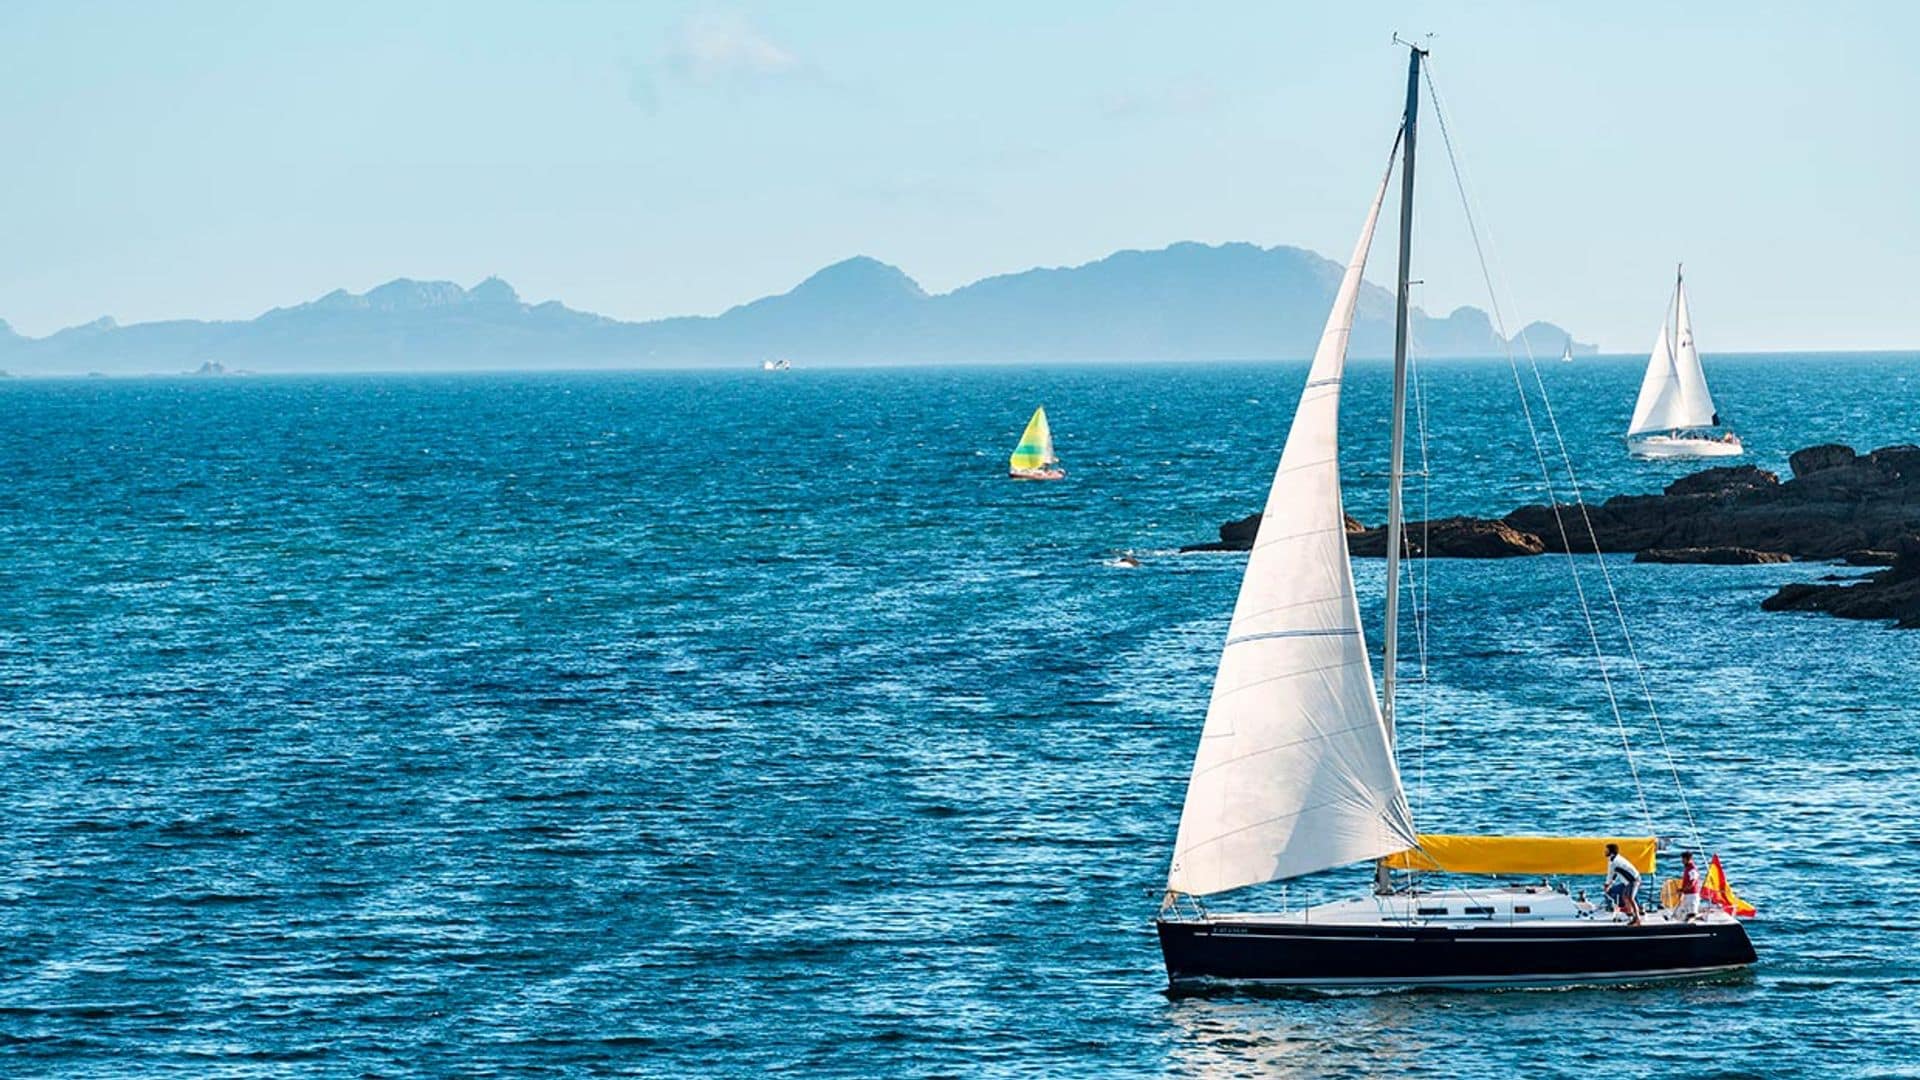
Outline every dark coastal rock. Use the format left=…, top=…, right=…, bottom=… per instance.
left=1635, top=547, right=1792, bottom=565
left=1788, top=443, right=1856, bottom=478
left=1347, top=516, right=1546, bottom=558
left=1867, top=444, right=1920, bottom=480
left=1661, top=465, right=1780, bottom=499
left=1191, top=443, right=1920, bottom=626
left=1179, top=512, right=1263, bottom=552
left=1179, top=511, right=1365, bottom=553
left=1497, top=448, right=1920, bottom=562
left=1763, top=537, right=1920, bottom=628
left=1843, top=550, right=1900, bottom=567
left=1181, top=511, right=1532, bottom=556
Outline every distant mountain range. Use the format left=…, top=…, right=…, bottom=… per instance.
left=0, top=242, right=1592, bottom=374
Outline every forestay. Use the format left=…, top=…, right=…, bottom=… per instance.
left=1166, top=142, right=1419, bottom=898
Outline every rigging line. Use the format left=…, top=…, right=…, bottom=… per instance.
left=1414, top=349, right=1431, bottom=823
left=1515, top=291, right=1703, bottom=848
left=1417, top=348, right=1433, bottom=820
left=1422, top=64, right=1702, bottom=853
left=1401, top=321, right=1435, bottom=823
left=1419, top=61, right=1654, bottom=836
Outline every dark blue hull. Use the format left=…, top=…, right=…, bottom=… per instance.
left=1158, top=917, right=1756, bottom=990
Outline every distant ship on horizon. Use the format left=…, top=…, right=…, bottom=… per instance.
left=760, top=358, right=792, bottom=372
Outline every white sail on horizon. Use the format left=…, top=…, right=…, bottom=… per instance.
left=1166, top=142, right=1419, bottom=899
left=1627, top=279, right=1720, bottom=436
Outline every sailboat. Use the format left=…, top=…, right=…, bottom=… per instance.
left=1155, top=44, right=1755, bottom=990
left=1008, top=406, right=1065, bottom=480
left=1560, top=338, right=1575, bottom=364
left=1625, top=267, right=1741, bottom=458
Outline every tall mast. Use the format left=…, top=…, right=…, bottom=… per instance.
left=1381, top=41, right=1425, bottom=738
left=1674, top=262, right=1684, bottom=375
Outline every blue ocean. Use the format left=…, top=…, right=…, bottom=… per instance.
left=3, top=355, right=1917, bottom=1077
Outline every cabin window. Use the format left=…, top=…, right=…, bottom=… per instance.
left=1464, top=906, right=1494, bottom=916
left=1513, top=905, right=1532, bottom=914
left=1417, top=906, right=1448, bottom=916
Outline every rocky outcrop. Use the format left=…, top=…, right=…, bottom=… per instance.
left=1180, top=512, right=1365, bottom=553
left=1181, top=512, right=1261, bottom=553
left=1843, top=550, right=1899, bottom=566
left=1763, top=537, right=1920, bottom=628
left=1189, top=443, right=1920, bottom=626
left=1347, top=517, right=1547, bottom=558
left=1635, top=547, right=1792, bottom=565
left=1788, top=443, right=1858, bottom=478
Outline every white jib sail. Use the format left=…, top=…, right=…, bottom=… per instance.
left=1627, top=322, right=1682, bottom=436
left=1166, top=147, right=1419, bottom=898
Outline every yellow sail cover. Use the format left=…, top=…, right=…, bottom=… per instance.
left=1384, top=834, right=1657, bottom=877
left=1009, top=407, right=1055, bottom=471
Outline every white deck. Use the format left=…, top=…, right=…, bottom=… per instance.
left=1629, top=434, right=1744, bottom=459
left=1195, top=885, right=1739, bottom=929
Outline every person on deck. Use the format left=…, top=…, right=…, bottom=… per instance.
left=1604, top=842, right=1643, bottom=925
left=1679, top=851, right=1703, bottom=921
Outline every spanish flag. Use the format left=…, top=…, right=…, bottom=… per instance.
left=1703, top=854, right=1756, bottom=918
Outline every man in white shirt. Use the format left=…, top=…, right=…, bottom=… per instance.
left=1604, top=842, right=1643, bottom=926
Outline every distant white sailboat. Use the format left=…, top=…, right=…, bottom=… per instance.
left=1560, top=338, right=1574, bottom=364
left=1625, top=267, right=1741, bottom=459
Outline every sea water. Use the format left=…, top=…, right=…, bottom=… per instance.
left=2, top=355, right=1917, bottom=1077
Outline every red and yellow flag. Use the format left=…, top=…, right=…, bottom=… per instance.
left=1703, top=854, right=1756, bottom=918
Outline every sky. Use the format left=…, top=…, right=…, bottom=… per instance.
left=1, top=1, right=1915, bottom=350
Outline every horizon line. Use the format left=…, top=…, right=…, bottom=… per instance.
left=5, top=347, right=1916, bottom=381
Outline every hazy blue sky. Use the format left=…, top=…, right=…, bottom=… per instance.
left=2, top=2, right=1914, bottom=349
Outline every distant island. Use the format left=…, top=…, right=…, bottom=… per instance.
left=0, top=241, right=1593, bottom=374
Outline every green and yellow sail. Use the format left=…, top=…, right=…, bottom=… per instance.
left=1009, top=406, right=1057, bottom=472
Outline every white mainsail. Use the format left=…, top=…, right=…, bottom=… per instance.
left=1166, top=148, right=1419, bottom=898
left=1627, top=277, right=1718, bottom=436
left=1672, top=283, right=1718, bottom=426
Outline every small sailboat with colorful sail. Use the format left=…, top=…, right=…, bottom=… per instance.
left=1008, top=406, right=1065, bottom=480
left=1626, top=267, right=1741, bottom=459
left=1154, top=43, right=1756, bottom=991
